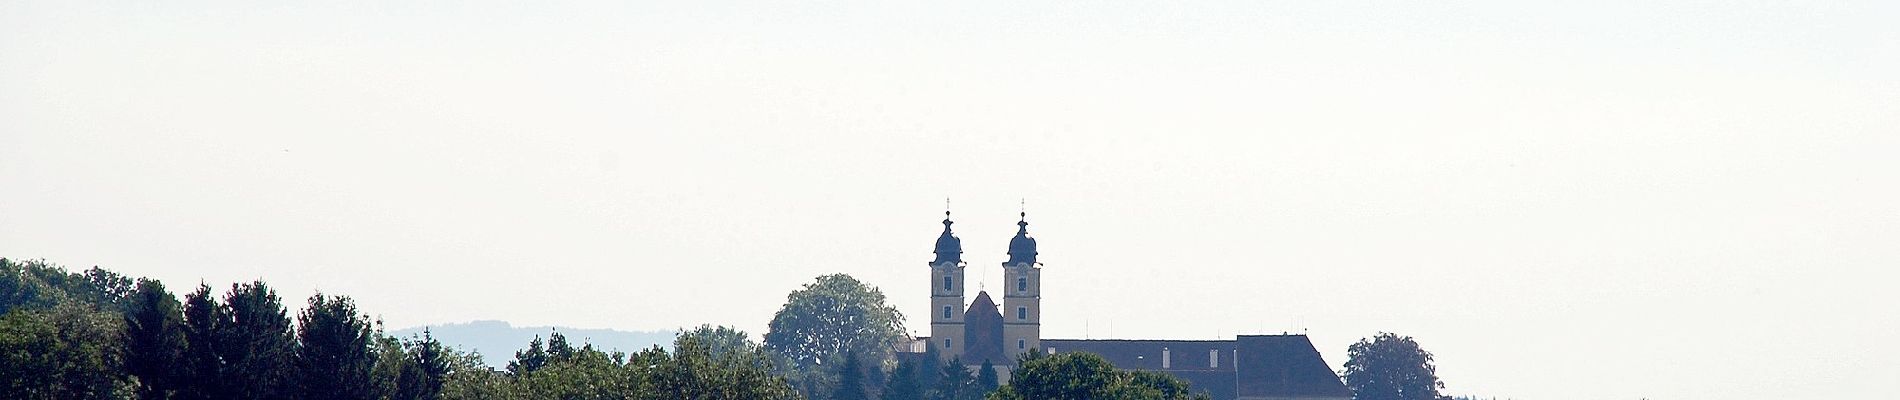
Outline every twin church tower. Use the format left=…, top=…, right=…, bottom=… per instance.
left=927, top=210, right=1041, bottom=365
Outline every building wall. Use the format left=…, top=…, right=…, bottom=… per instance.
left=929, top=261, right=966, bottom=361
left=1001, top=263, right=1041, bottom=361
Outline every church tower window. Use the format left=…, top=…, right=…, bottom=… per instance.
left=943, top=276, right=953, bottom=291
left=1016, top=277, right=1026, bottom=293
left=1018, top=339, right=1025, bottom=350
left=942, top=306, right=953, bottom=319
left=1017, top=307, right=1027, bottom=320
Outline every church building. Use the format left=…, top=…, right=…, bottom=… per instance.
left=911, top=210, right=1351, bottom=400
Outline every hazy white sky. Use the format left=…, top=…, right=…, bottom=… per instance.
left=4, top=1, right=1897, bottom=398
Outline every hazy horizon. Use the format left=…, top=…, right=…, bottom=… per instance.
left=5, top=1, right=1897, bottom=399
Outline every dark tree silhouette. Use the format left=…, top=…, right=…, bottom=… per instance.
left=507, top=335, right=548, bottom=376
left=831, top=349, right=869, bottom=400
left=1342, top=332, right=1446, bottom=400
left=883, top=356, right=927, bottom=400
left=178, top=284, right=228, bottom=400
left=976, top=359, right=999, bottom=393
left=989, top=351, right=1208, bottom=400
left=295, top=293, right=376, bottom=399
left=220, top=281, right=296, bottom=400
left=123, top=278, right=186, bottom=400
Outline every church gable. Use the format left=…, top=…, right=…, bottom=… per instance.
left=961, top=291, right=1005, bottom=364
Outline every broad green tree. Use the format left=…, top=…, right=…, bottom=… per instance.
left=988, top=352, right=1208, bottom=400
left=764, top=274, right=908, bottom=368
left=1, top=259, right=133, bottom=315
left=678, top=324, right=753, bottom=358
left=439, top=349, right=506, bottom=400
left=508, top=341, right=634, bottom=400
left=123, top=278, right=186, bottom=400
left=764, top=274, right=907, bottom=396
left=0, top=301, right=135, bottom=399
left=1342, top=332, right=1446, bottom=400
left=79, top=267, right=135, bottom=311
left=643, top=333, right=800, bottom=400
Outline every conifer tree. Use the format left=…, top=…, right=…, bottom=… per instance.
left=546, top=330, right=575, bottom=363
left=295, top=293, right=376, bottom=400
left=221, top=281, right=296, bottom=400
left=929, top=357, right=977, bottom=400
left=404, top=330, right=449, bottom=400
left=883, top=356, right=926, bottom=400
left=831, top=349, right=868, bottom=400
left=507, top=335, right=548, bottom=376
left=369, top=333, right=412, bottom=399
left=123, top=278, right=186, bottom=400
left=976, top=358, right=999, bottom=394
left=177, top=284, right=228, bottom=400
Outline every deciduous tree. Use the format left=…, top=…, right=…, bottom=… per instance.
left=1342, top=332, right=1446, bottom=400
left=0, top=301, right=135, bottom=399
left=989, top=351, right=1208, bottom=400
left=763, top=274, right=908, bottom=369
left=765, top=274, right=907, bottom=397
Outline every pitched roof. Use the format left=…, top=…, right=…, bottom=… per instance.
left=1233, top=335, right=1350, bottom=398
left=961, top=291, right=1005, bottom=364
left=1040, top=335, right=1348, bottom=400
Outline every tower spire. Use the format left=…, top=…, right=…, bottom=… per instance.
left=1001, top=199, right=1042, bottom=360
left=934, top=205, right=962, bottom=264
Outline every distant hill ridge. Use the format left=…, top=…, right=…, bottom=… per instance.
left=390, top=320, right=676, bottom=369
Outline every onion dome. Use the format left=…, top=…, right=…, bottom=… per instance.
left=1006, top=212, right=1037, bottom=265
left=933, top=211, right=962, bottom=264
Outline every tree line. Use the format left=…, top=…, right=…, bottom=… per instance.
left=5, top=258, right=1445, bottom=400
left=1, top=258, right=798, bottom=399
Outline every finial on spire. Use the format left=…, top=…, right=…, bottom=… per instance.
left=1020, top=198, right=1029, bottom=223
